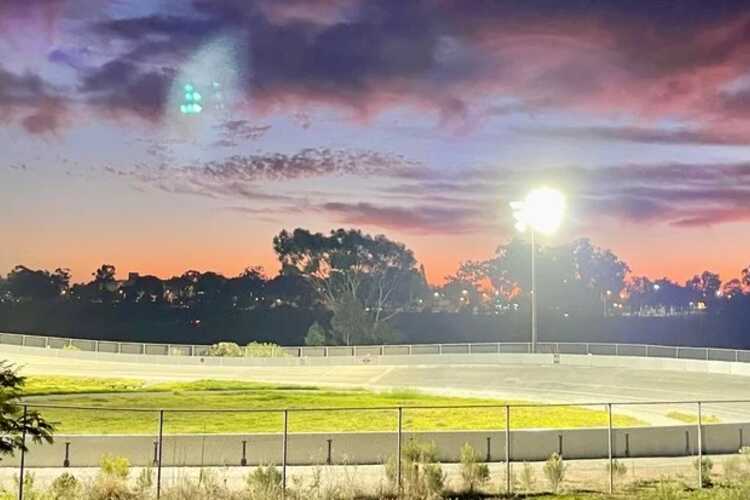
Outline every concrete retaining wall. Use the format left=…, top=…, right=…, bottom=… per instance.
left=10, top=423, right=750, bottom=468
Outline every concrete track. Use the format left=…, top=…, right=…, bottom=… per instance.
left=5, top=348, right=750, bottom=425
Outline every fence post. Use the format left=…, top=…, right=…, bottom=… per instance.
left=282, top=410, right=289, bottom=496
left=505, top=404, right=511, bottom=495
left=18, top=404, right=27, bottom=500
left=397, top=407, right=403, bottom=493
left=607, top=403, right=614, bottom=494
left=697, top=402, right=703, bottom=489
left=156, top=410, right=164, bottom=499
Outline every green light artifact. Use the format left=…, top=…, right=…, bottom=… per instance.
left=180, top=84, right=203, bottom=114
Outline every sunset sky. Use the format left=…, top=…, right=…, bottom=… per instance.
left=2, top=1, right=750, bottom=285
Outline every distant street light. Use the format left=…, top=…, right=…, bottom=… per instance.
left=510, top=187, right=566, bottom=353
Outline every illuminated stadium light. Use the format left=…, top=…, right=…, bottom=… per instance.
left=510, top=187, right=566, bottom=235
left=510, top=187, right=566, bottom=353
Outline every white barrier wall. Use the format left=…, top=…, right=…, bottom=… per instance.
left=10, top=423, right=750, bottom=468
left=3, top=342, right=750, bottom=377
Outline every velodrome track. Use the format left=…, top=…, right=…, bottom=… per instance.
left=4, top=346, right=750, bottom=425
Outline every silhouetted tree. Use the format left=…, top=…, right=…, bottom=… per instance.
left=92, top=264, right=117, bottom=303
left=265, top=272, right=316, bottom=309
left=5, top=266, right=69, bottom=301
left=120, top=275, right=164, bottom=303
left=686, top=271, right=722, bottom=308
left=226, top=267, right=266, bottom=309
left=273, top=228, right=418, bottom=338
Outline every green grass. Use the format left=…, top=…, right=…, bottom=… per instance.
left=667, top=411, right=721, bottom=424
left=22, top=376, right=644, bottom=434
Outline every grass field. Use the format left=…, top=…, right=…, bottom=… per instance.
left=21, top=376, right=643, bottom=434
left=666, top=411, right=721, bottom=424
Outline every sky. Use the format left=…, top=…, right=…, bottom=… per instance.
left=2, top=0, right=750, bottom=285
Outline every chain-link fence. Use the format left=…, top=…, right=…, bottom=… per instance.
left=3, top=399, right=750, bottom=498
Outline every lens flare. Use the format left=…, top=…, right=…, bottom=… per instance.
left=510, top=187, right=566, bottom=235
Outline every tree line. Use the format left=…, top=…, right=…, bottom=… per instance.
left=1, top=228, right=749, bottom=346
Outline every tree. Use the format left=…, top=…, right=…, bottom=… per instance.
left=438, top=275, right=483, bottom=312
left=93, top=264, right=116, bottom=284
left=686, top=271, right=722, bottom=308
left=304, top=322, right=327, bottom=346
left=722, top=279, right=744, bottom=299
left=330, top=295, right=372, bottom=345
left=0, top=362, right=53, bottom=455
left=741, top=266, right=750, bottom=290
left=92, top=264, right=117, bottom=303
left=572, top=238, right=630, bottom=299
left=273, top=228, right=418, bottom=337
left=5, top=266, right=69, bottom=301
left=226, top=267, right=266, bottom=309
left=120, top=275, right=164, bottom=303
left=195, top=272, right=228, bottom=305
left=264, top=272, right=316, bottom=309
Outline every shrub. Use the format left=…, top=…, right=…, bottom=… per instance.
left=244, top=342, right=288, bottom=358
left=50, top=472, right=81, bottom=500
left=386, top=439, right=444, bottom=499
left=644, top=480, right=683, bottom=500
left=100, top=454, right=130, bottom=479
left=246, top=464, right=283, bottom=499
left=723, top=455, right=745, bottom=483
left=86, top=475, right=135, bottom=500
left=518, top=462, right=536, bottom=493
left=543, top=452, right=567, bottom=493
left=607, top=458, right=628, bottom=485
left=207, top=342, right=243, bottom=357
left=694, top=457, right=714, bottom=487
left=12, top=473, right=44, bottom=500
left=134, top=466, right=154, bottom=495
left=459, top=442, right=490, bottom=493
left=304, top=322, right=327, bottom=346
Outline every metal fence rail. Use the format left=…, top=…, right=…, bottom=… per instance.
left=2, top=331, right=749, bottom=363
left=14, top=398, right=750, bottom=497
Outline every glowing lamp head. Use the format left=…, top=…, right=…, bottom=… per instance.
left=510, top=187, right=566, bottom=235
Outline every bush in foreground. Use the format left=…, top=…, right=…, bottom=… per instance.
left=458, top=442, right=489, bottom=493
left=386, top=438, right=445, bottom=499
left=544, top=452, right=567, bottom=494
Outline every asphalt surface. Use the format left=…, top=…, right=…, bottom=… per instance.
left=5, top=349, right=750, bottom=425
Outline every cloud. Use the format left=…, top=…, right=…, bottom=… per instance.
left=0, top=66, right=67, bottom=134
left=320, top=202, right=486, bottom=234
left=79, top=61, right=175, bottom=121
left=14, top=1, right=749, bottom=132
left=213, top=120, right=271, bottom=147
left=383, top=161, right=750, bottom=229
left=517, top=125, right=750, bottom=146
left=113, top=147, right=423, bottom=198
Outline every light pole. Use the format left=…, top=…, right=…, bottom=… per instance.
left=510, top=187, right=566, bottom=353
